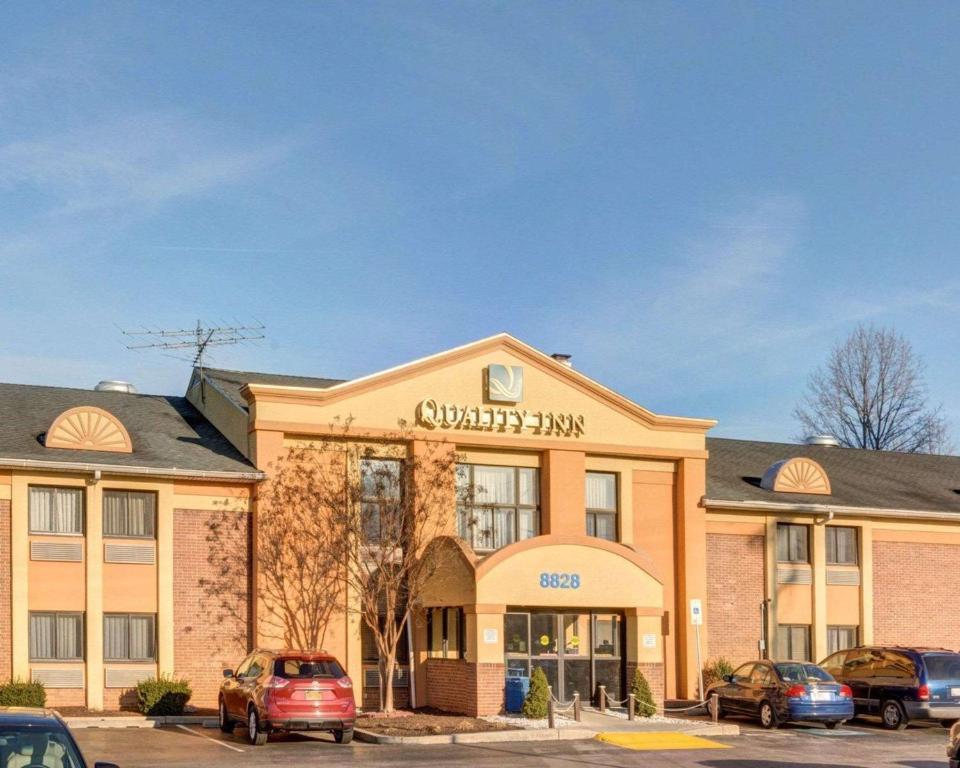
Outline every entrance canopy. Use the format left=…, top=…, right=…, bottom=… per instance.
left=422, top=534, right=663, bottom=612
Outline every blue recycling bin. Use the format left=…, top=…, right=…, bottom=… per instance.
left=505, top=674, right=530, bottom=713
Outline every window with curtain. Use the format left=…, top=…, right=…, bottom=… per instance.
left=104, top=614, right=156, bottom=662
left=585, top=472, right=618, bottom=541
left=827, top=625, right=858, bottom=655
left=29, top=612, right=83, bottom=661
left=826, top=526, right=858, bottom=565
left=455, top=464, right=539, bottom=551
left=28, top=486, right=83, bottom=534
left=776, top=523, right=809, bottom=563
left=103, top=491, right=156, bottom=538
left=360, top=458, right=402, bottom=543
left=776, top=624, right=811, bottom=661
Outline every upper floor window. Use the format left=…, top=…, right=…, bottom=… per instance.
left=104, top=613, right=156, bottom=662
left=360, top=458, right=402, bottom=543
left=103, top=491, right=156, bottom=539
left=29, top=486, right=83, bottom=535
left=776, top=523, right=809, bottom=563
left=456, top=464, right=539, bottom=552
left=826, top=526, right=858, bottom=565
left=585, top=472, right=618, bottom=541
left=29, top=612, right=84, bottom=661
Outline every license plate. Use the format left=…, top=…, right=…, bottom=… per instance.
left=304, top=690, right=326, bottom=701
left=812, top=691, right=832, bottom=701
left=951, top=687, right=960, bottom=698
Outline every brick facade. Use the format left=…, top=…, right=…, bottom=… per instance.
left=173, top=508, right=251, bottom=708
left=44, top=689, right=86, bottom=708
left=361, top=668, right=410, bottom=711
left=103, top=687, right=137, bottom=711
left=706, top=533, right=765, bottom=665
left=626, top=662, right=665, bottom=707
left=425, top=659, right=504, bottom=716
left=0, top=501, right=10, bottom=681
left=874, top=540, right=960, bottom=648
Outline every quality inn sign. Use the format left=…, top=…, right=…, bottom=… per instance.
left=414, top=364, right=585, bottom=437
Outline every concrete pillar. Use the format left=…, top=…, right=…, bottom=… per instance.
left=812, top=523, right=828, bottom=662
left=85, top=483, right=103, bottom=710
left=674, top=458, right=708, bottom=698
left=541, top=450, right=585, bottom=536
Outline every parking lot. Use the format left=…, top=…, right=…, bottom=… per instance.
left=72, top=717, right=951, bottom=768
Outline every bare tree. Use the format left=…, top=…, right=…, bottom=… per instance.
left=794, top=324, right=951, bottom=453
left=202, top=447, right=347, bottom=650
left=202, top=424, right=459, bottom=714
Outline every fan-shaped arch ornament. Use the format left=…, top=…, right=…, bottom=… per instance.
left=760, top=457, right=831, bottom=495
left=45, top=407, right=133, bottom=454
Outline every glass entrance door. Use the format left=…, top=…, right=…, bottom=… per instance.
left=505, top=611, right=623, bottom=703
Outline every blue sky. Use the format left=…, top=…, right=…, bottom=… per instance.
left=2, top=1, right=960, bottom=442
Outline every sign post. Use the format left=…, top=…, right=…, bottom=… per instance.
left=690, top=599, right=704, bottom=701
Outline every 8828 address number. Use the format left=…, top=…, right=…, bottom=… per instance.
left=539, top=572, right=580, bottom=589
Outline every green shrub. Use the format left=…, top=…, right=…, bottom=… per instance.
left=702, top=657, right=735, bottom=689
left=631, top=668, right=656, bottom=718
left=522, top=666, right=550, bottom=719
left=0, top=679, right=45, bottom=708
left=135, top=675, right=192, bottom=716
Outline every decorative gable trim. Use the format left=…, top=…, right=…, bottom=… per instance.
left=45, top=406, right=133, bottom=454
left=241, top=334, right=716, bottom=434
left=760, top=457, right=831, bottom=495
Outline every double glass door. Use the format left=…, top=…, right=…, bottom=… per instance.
left=505, top=611, right=622, bottom=703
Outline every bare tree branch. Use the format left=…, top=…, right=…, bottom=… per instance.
left=794, top=324, right=952, bottom=454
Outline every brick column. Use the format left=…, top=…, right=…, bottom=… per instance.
left=674, top=458, right=708, bottom=699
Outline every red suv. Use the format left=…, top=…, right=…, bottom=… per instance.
left=219, top=649, right=356, bottom=745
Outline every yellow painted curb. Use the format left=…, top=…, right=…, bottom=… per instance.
left=596, top=732, right=730, bottom=751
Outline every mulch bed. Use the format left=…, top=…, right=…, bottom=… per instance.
left=357, top=707, right=517, bottom=737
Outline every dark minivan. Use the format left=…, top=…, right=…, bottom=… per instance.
left=822, top=646, right=960, bottom=729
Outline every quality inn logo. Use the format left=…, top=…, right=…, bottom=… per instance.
left=486, top=364, right=524, bottom=403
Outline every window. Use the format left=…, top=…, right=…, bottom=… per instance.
left=776, top=523, right=809, bottom=563
left=826, top=526, right=858, bottom=565
left=776, top=624, right=810, bottom=661
left=585, top=472, right=617, bottom=541
left=29, top=486, right=83, bottom=535
left=361, top=618, right=409, bottom=664
left=103, top=614, right=156, bottom=662
left=456, top=464, right=539, bottom=551
left=827, top=626, right=858, bottom=655
left=29, top=612, right=83, bottom=661
left=360, top=458, right=402, bottom=543
left=820, top=651, right=848, bottom=678
left=427, top=607, right=465, bottom=659
left=103, top=490, right=156, bottom=538
left=275, top=657, right=345, bottom=679
left=731, top=663, right=754, bottom=683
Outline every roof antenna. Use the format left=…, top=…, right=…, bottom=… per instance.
left=122, top=320, right=266, bottom=403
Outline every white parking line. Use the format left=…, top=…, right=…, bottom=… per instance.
left=174, top=724, right=246, bottom=753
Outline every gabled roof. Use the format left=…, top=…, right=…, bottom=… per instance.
left=195, top=368, right=346, bottom=411
left=231, top=334, right=716, bottom=433
left=0, top=382, right=259, bottom=478
left=706, top=437, right=960, bottom=515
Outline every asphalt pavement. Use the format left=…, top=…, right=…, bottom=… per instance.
left=73, top=717, right=951, bottom=768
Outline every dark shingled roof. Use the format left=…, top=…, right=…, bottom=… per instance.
left=0, top=382, right=258, bottom=476
left=707, top=437, right=960, bottom=514
left=198, top=368, right=347, bottom=410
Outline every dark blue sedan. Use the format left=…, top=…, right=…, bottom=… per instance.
left=707, top=660, right=854, bottom=729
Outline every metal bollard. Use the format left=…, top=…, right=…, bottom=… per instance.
left=573, top=692, right=581, bottom=722
left=627, top=693, right=636, bottom=721
left=599, top=685, right=606, bottom=713
left=710, top=693, right=719, bottom=723
left=548, top=698, right=556, bottom=729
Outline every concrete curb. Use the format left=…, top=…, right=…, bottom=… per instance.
left=353, top=727, right=597, bottom=745
left=61, top=715, right=216, bottom=729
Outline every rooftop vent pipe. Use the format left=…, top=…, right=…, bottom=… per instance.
left=94, top=380, right=137, bottom=394
left=551, top=353, right=573, bottom=368
left=806, top=434, right=840, bottom=447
